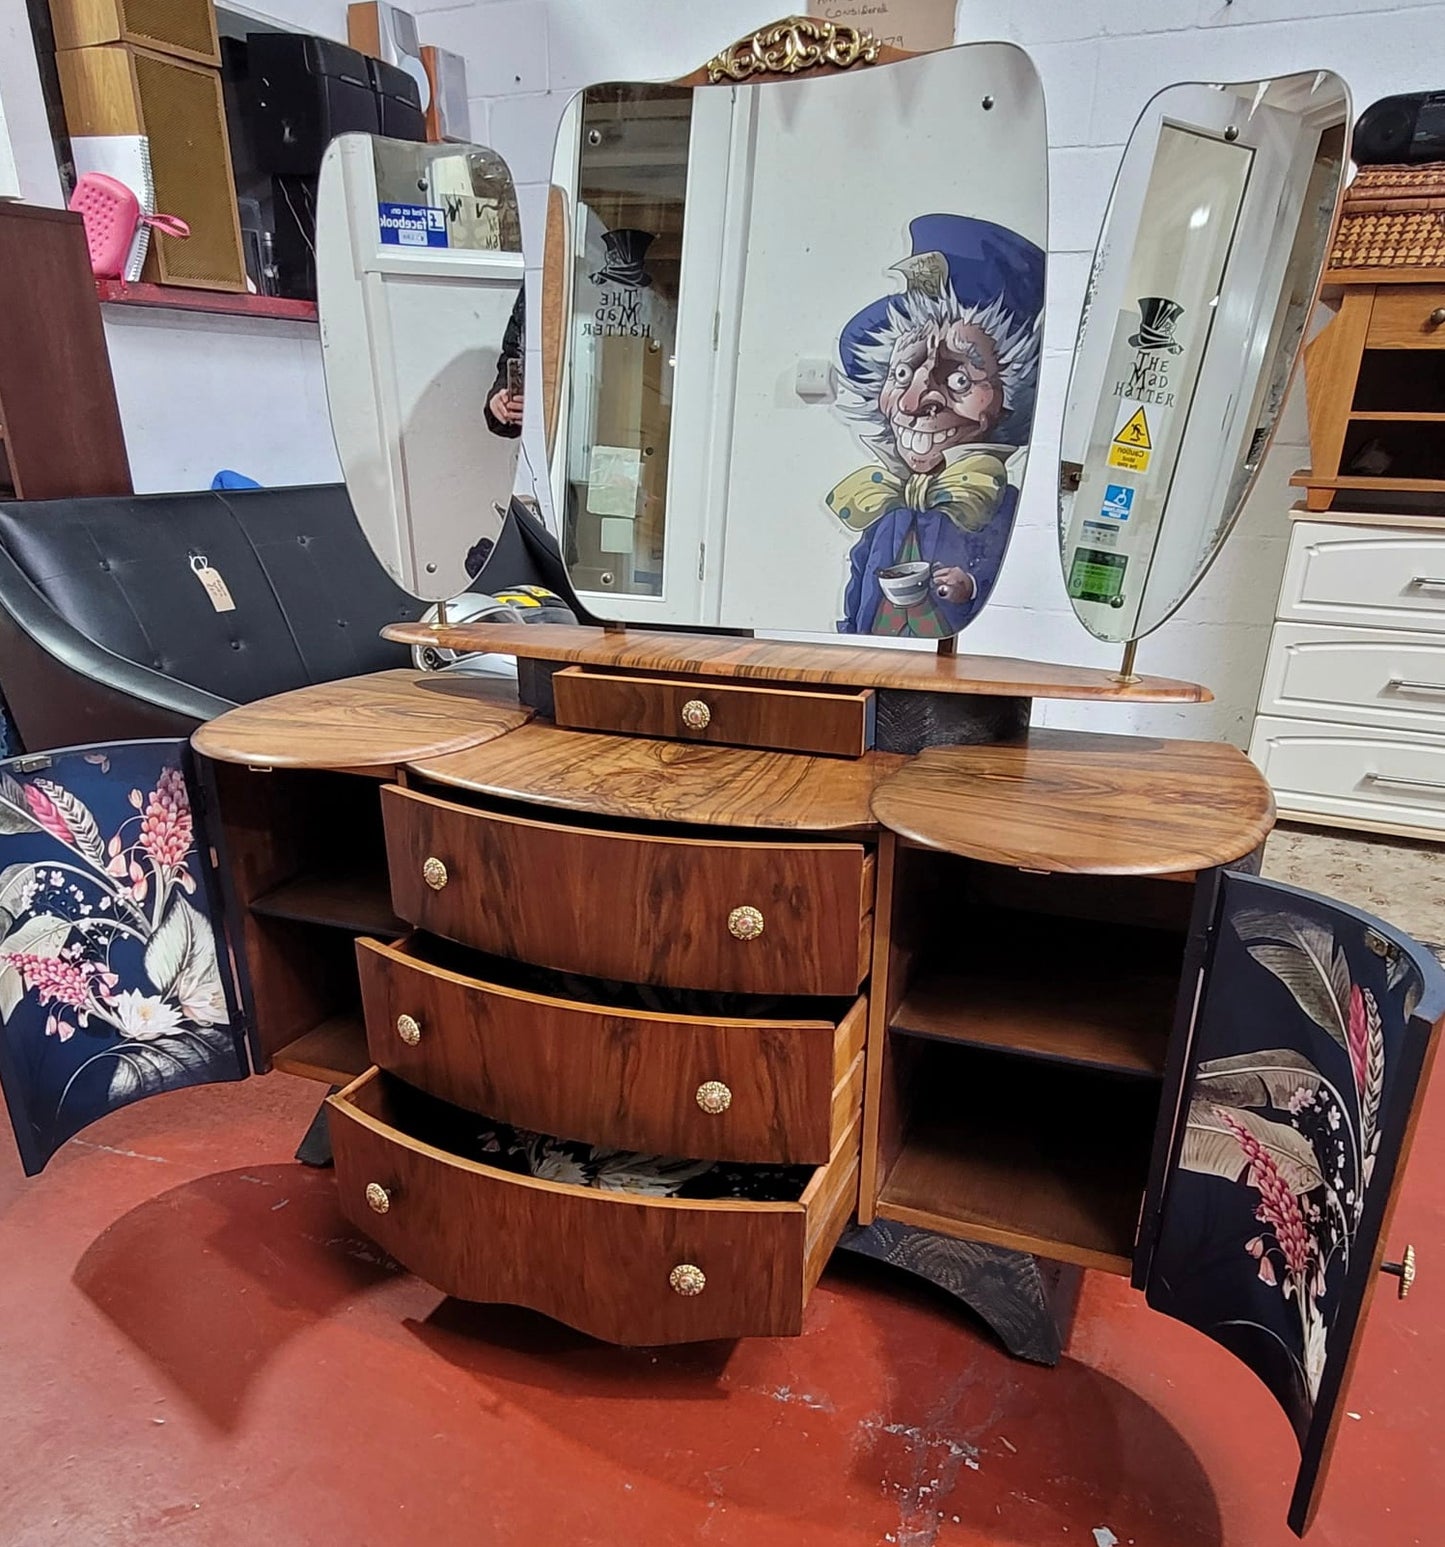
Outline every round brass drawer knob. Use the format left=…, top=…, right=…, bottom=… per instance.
left=364, top=1182, right=392, bottom=1215
left=396, top=1013, right=422, bottom=1046
left=422, top=856, right=448, bottom=891
left=1382, top=1243, right=1417, bottom=1299
left=696, top=1080, right=732, bottom=1115
left=669, top=1263, right=706, bottom=1297
left=727, top=904, right=764, bottom=941
left=681, top=698, right=712, bottom=730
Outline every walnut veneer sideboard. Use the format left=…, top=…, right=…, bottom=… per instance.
left=16, top=625, right=1432, bottom=1536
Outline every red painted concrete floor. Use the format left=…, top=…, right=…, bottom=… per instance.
left=0, top=1070, right=1440, bottom=1547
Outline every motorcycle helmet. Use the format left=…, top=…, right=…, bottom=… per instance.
left=411, top=592, right=524, bottom=671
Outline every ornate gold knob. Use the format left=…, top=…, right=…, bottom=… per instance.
left=364, top=1182, right=391, bottom=1215
left=681, top=698, right=712, bottom=730
left=1382, top=1244, right=1417, bottom=1299
left=422, top=856, right=448, bottom=891
left=1429, top=308, right=1445, bottom=327
left=696, top=1080, right=732, bottom=1115
left=669, top=1263, right=706, bottom=1296
left=396, top=1013, right=421, bottom=1046
left=727, top=904, right=764, bottom=941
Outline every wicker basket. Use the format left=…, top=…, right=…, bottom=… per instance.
left=1329, top=163, right=1445, bottom=273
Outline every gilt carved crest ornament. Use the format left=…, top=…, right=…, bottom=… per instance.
left=706, top=16, right=882, bottom=84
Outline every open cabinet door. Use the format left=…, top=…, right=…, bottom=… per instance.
left=0, top=741, right=249, bottom=1175
left=1142, top=872, right=1444, bottom=1535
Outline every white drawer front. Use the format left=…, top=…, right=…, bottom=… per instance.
left=1280, top=522, right=1445, bottom=631
left=1259, top=622, right=1445, bottom=733
left=1249, top=715, right=1445, bottom=834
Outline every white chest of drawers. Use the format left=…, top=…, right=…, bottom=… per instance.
left=1251, top=513, right=1445, bottom=838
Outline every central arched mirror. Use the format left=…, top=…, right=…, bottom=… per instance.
left=1058, top=72, right=1350, bottom=649
left=544, top=26, right=1047, bottom=640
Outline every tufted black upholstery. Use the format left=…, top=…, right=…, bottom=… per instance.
left=0, top=484, right=425, bottom=751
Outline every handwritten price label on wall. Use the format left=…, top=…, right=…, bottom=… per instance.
left=808, top=0, right=955, bottom=51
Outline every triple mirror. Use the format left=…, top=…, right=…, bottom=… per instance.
left=314, top=23, right=1350, bottom=653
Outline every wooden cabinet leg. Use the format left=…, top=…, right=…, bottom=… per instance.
left=836, top=1220, right=1082, bottom=1365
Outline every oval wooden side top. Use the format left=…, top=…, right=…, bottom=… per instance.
left=192, top=670, right=533, bottom=773
left=870, top=730, right=1276, bottom=875
left=406, top=720, right=907, bottom=831
left=380, top=622, right=1213, bottom=704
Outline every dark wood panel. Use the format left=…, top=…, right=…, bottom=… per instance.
left=251, top=871, right=405, bottom=936
left=356, top=935, right=863, bottom=1164
left=552, top=667, right=873, bottom=757
left=382, top=785, right=873, bottom=995
left=329, top=1069, right=860, bottom=1345
left=877, top=1051, right=1158, bottom=1276
left=270, top=1010, right=369, bottom=1085
left=194, top=670, right=532, bottom=772
left=0, top=203, right=131, bottom=499
left=409, top=721, right=904, bottom=831
left=380, top=621, right=1212, bottom=703
left=871, top=729, right=1275, bottom=875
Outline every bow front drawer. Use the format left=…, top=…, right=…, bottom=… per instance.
left=328, top=1068, right=860, bottom=1345
left=381, top=785, right=874, bottom=995
left=356, top=934, right=866, bottom=1164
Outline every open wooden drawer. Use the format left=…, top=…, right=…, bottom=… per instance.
left=328, top=1068, right=861, bottom=1345
left=356, top=933, right=866, bottom=1165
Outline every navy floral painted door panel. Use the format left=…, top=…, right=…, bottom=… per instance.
left=1146, top=872, right=1444, bottom=1536
left=0, top=742, right=249, bottom=1175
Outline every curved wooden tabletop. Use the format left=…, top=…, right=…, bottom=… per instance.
left=380, top=622, right=1212, bottom=704
left=407, top=721, right=907, bottom=830
left=870, top=729, right=1276, bottom=875
left=192, top=670, right=532, bottom=772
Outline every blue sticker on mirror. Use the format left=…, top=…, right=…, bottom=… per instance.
left=1100, top=483, right=1134, bottom=521
left=378, top=203, right=447, bottom=248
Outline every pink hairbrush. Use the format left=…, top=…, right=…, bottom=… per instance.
left=68, top=173, right=190, bottom=279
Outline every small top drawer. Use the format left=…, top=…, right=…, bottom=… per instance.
left=1279, top=522, right=1445, bottom=632
left=382, top=785, right=874, bottom=995
left=1366, top=285, right=1445, bottom=348
left=550, top=667, right=875, bottom=758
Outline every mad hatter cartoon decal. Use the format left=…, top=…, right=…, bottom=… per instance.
left=828, top=214, right=1044, bottom=637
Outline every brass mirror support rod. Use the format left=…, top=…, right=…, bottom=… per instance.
left=1115, top=639, right=1140, bottom=684
left=434, top=596, right=448, bottom=629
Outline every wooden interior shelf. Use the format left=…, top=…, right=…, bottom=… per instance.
left=270, top=1010, right=370, bottom=1085
left=876, top=1046, right=1157, bottom=1277
left=96, top=279, right=318, bottom=323
left=891, top=957, right=1174, bottom=1078
left=250, top=870, right=405, bottom=936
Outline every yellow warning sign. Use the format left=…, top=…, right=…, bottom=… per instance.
left=1108, top=403, right=1152, bottom=472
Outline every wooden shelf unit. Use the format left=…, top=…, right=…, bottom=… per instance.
left=96, top=279, right=319, bottom=322
left=876, top=1046, right=1158, bottom=1276
left=250, top=870, right=405, bottom=936
left=271, top=1010, right=370, bottom=1085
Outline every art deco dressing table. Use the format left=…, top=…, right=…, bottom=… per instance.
left=1, top=20, right=1440, bottom=1541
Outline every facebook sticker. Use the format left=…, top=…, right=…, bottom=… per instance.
left=378, top=203, right=448, bottom=248
left=1100, top=483, right=1134, bottom=521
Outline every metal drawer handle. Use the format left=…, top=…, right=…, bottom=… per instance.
left=1429, top=308, right=1445, bottom=328
left=422, top=856, right=448, bottom=890
left=669, top=1263, right=706, bottom=1297
left=365, top=1182, right=392, bottom=1215
left=1382, top=1244, right=1416, bottom=1299
left=727, top=905, right=764, bottom=940
left=1387, top=678, right=1445, bottom=694
left=1366, top=772, right=1445, bottom=793
left=1409, top=576, right=1445, bottom=590
left=681, top=698, right=712, bottom=730
left=396, top=1013, right=422, bottom=1046
left=696, top=1080, right=732, bottom=1115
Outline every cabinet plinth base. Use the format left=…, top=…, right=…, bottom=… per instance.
left=837, top=1219, right=1082, bottom=1365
